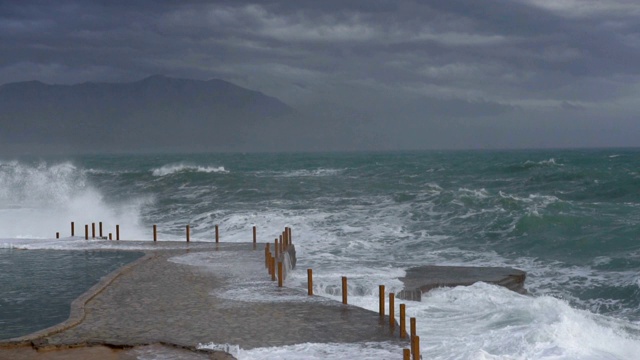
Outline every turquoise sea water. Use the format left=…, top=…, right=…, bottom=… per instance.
left=1, top=149, right=640, bottom=358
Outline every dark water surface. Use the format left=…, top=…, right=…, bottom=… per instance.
left=0, top=249, right=143, bottom=340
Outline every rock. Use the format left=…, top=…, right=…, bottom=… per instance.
left=397, top=265, right=527, bottom=301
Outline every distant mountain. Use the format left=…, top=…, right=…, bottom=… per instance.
left=0, top=75, right=296, bottom=153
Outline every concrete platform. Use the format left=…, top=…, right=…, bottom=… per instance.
left=397, top=265, right=527, bottom=301
left=0, top=242, right=404, bottom=359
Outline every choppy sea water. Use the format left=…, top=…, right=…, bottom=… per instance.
left=1, top=150, right=640, bottom=359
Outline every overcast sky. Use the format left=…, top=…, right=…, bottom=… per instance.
left=2, top=0, right=640, bottom=149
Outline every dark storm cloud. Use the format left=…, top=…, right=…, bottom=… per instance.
left=1, top=0, right=640, bottom=149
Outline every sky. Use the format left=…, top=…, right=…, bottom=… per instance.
left=1, top=0, right=640, bottom=150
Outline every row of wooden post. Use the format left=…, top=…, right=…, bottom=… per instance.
left=303, top=272, right=421, bottom=359
left=265, top=227, right=292, bottom=287
left=61, top=222, right=261, bottom=244
left=60, top=222, right=120, bottom=240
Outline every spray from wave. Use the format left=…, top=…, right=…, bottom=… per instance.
left=0, top=160, right=149, bottom=239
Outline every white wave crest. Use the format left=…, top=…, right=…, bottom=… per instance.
left=151, top=163, right=228, bottom=176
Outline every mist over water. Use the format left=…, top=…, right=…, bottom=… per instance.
left=2, top=150, right=640, bottom=358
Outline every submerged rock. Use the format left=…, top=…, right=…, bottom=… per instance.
left=397, top=265, right=527, bottom=301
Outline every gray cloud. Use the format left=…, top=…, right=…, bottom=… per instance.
left=1, top=0, right=640, bottom=149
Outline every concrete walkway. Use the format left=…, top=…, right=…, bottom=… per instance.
left=1, top=242, right=404, bottom=359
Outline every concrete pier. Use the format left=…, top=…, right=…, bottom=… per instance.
left=397, top=265, right=527, bottom=301
left=0, top=242, right=403, bottom=359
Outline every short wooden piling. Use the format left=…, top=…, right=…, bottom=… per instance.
left=99, top=222, right=103, bottom=238
left=92, top=223, right=96, bottom=238
left=400, top=304, right=407, bottom=338
left=278, top=261, right=283, bottom=287
left=153, top=225, right=157, bottom=242
left=403, top=349, right=411, bottom=360
left=109, top=233, right=112, bottom=240
left=279, top=234, right=283, bottom=254
left=287, top=227, right=292, bottom=244
left=71, top=222, right=74, bottom=236
left=56, top=232, right=59, bottom=239
left=265, top=244, right=270, bottom=268
left=116, top=225, right=120, bottom=240
left=85, top=225, right=88, bottom=240
left=186, top=225, right=190, bottom=242
left=274, top=238, right=279, bottom=259
left=253, top=225, right=257, bottom=244
left=410, top=317, right=417, bottom=358
left=215, top=225, right=219, bottom=243
left=307, top=269, right=313, bottom=296
left=271, top=257, right=276, bottom=281
left=342, top=276, right=348, bottom=304
left=389, top=293, right=395, bottom=329
left=412, top=335, right=420, bottom=360
left=267, top=252, right=272, bottom=275
left=379, top=285, right=385, bottom=319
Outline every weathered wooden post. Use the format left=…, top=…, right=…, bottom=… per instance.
left=253, top=225, right=257, bottom=244
left=71, top=222, right=74, bottom=236
left=410, top=317, right=417, bottom=359
left=307, top=269, right=313, bottom=296
left=92, top=222, right=96, bottom=238
left=153, top=225, right=157, bottom=242
left=400, top=304, right=407, bottom=338
left=109, top=233, right=112, bottom=240
left=403, top=349, right=410, bottom=360
left=85, top=224, right=88, bottom=240
left=271, top=257, right=276, bottom=281
left=379, top=285, right=385, bottom=319
left=99, top=222, right=103, bottom=238
left=215, top=225, right=219, bottom=243
left=389, top=293, right=395, bottom=329
left=342, top=276, right=348, bottom=304
left=274, top=238, right=279, bottom=259
left=116, top=225, right=120, bottom=240
left=278, top=261, right=284, bottom=287
left=287, top=227, right=292, bottom=244
left=412, top=335, right=420, bottom=360
left=265, top=243, right=270, bottom=268
left=56, top=232, right=59, bottom=239
left=279, top=234, right=283, bottom=254
left=186, top=225, right=190, bottom=242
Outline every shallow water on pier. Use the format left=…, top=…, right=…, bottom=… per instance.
left=0, top=249, right=143, bottom=340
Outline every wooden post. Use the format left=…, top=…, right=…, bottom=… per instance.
left=379, top=285, right=385, bottom=319
left=215, top=225, right=219, bottom=243
left=265, top=244, right=270, bottom=268
left=412, top=335, right=420, bottom=360
left=278, top=261, right=283, bottom=287
left=307, top=269, right=314, bottom=296
left=186, top=225, right=190, bottom=242
left=85, top=225, right=88, bottom=240
left=116, top=225, right=120, bottom=240
left=410, top=317, right=417, bottom=358
left=267, top=252, right=272, bottom=275
left=153, top=225, right=157, bottom=242
left=71, top=222, right=74, bottom=236
left=271, top=257, right=276, bottom=281
left=283, top=229, right=288, bottom=249
left=288, top=227, right=292, bottom=245
left=274, top=238, right=279, bottom=259
left=400, top=304, right=407, bottom=338
left=279, top=234, right=283, bottom=254
left=92, top=223, right=96, bottom=238
left=56, top=232, right=59, bottom=239
left=99, top=222, right=103, bottom=238
left=389, top=293, right=395, bottom=329
left=109, top=233, right=112, bottom=240
left=342, top=276, right=348, bottom=304
left=403, top=349, right=411, bottom=360
left=253, top=225, right=257, bottom=244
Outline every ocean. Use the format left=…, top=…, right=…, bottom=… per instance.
left=1, top=149, right=640, bottom=359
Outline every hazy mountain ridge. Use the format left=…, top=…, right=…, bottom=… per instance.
left=0, top=75, right=296, bottom=153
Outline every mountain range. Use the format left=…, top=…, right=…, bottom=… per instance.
left=0, top=75, right=304, bottom=153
